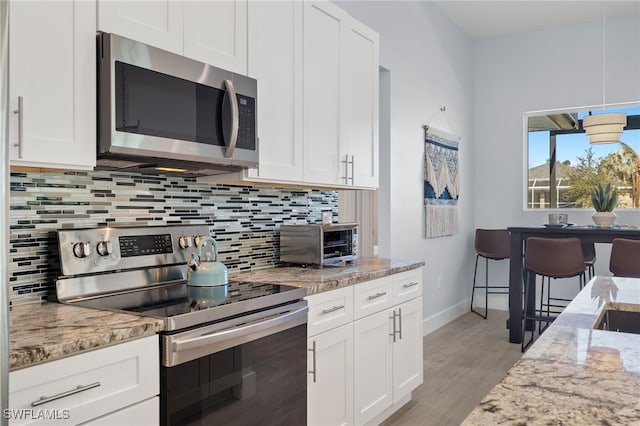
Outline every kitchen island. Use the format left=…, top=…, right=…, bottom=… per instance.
left=463, top=276, right=640, bottom=424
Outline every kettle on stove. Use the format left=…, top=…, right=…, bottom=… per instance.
left=187, top=236, right=228, bottom=308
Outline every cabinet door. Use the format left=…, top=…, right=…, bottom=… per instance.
left=184, top=1, right=247, bottom=74
left=353, top=309, right=393, bottom=425
left=97, top=0, right=183, bottom=55
left=343, top=19, right=379, bottom=188
left=246, top=1, right=303, bottom=182
left=302, top=1, right=346, bottom=186
left=9, top=0, right=95, bottom=169
left=308, top=323, right=354, bottom=426
left=393, top=297, right=424, bottom=403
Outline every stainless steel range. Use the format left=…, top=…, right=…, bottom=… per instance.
left=55, top=225, right=308, bottom=425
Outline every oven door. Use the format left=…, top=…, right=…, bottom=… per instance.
left=161, top=302, right=307, bottom=425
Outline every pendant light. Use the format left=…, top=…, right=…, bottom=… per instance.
left=584, top=1, right=626, bottom=145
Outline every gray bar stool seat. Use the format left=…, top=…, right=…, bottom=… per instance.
left=521, top=237, right=586, bottom=352
left=610, top=238, right=640, bottom=278
left=471, top=229, right=510, bottom=319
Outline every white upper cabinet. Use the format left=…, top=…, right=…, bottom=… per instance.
left=246, top=1, right=303, bottom=182
left=9, top=0, right=96, bottom=170
left=97, top=0, right=184, bottom=55
left=302, top=1, right=346, bottom=186
left=98, top=1, right=248, bottom=74
left=184, top=1, right=248, bottom=74
left=343, top=20, right=379, bottom=188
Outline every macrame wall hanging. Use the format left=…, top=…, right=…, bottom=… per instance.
left=423, top=125, right=460, bottom=238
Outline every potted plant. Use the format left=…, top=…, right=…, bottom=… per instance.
left=591, top=182, right=618, bottom=227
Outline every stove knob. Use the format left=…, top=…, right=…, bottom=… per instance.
left=73, top=241, right=91, bottom=258
left=178, top=236, right=193, bottom=249
left=194, top=235, right=205, bottom=247
left=97, top=241, right=113, bottom=256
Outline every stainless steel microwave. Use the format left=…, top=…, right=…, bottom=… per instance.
left=96, top=32, right=258, bottom=176
left=280, top=223, right=359, bottom=266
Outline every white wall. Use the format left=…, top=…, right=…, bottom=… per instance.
left=475, top=15, right=640, bottom=307
left=336, top=1, right=477, bottom=332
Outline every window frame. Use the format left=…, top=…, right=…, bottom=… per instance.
left=523, top=102, right=640, bottom=211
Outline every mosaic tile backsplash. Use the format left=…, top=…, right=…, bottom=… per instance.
left=9, top=170, right=337, bottom=305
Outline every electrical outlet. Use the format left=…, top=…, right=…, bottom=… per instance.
left=437, top=276, right=442, bottom=289
left=373, top=245, right=379, bottom=256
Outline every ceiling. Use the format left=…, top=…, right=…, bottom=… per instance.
left=432, top=1, right=640, bottom=40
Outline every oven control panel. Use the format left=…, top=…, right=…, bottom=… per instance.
left=58, top=225, right=211, bottom=277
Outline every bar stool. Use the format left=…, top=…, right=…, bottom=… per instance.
left=610, top=238, right=640, bottom=278
left=471, top=229, right=510, bottom=319
left=522, top=237, right=586, bottom=352
left=582, top=241, right=596, bottom=280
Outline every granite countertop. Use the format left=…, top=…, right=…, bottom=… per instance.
left=9, top=257, right=423, bottom=372
left=230, top=257, right=425, bottom=295
left=463, top=276, right=640, bottom=425
left=9, top=302, right=164, bottom=371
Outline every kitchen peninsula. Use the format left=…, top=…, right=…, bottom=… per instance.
left=463, top=276, right=640, bottom=424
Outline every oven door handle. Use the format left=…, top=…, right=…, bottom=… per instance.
left=172, top=305, right=308, bottom=354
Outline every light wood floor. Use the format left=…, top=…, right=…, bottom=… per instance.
left=382, top=309, right=523, bottom=426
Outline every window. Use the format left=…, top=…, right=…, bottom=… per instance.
left=526, top=104, right=640, bottom=209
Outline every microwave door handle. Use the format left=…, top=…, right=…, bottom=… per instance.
left=222, top=79, right=239, bottom=158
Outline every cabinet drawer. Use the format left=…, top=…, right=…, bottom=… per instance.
left=353, top=276, right=393, bottom=320
left=307, top=286, right=354, bottom=337
left=9, top=335, right=158, bottom=426
left=82, top=397, right=159, bottom=426
left=393, top=269, right=423, bottom=305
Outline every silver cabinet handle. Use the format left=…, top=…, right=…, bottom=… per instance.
left=390, top=309, right=402, bottom=342
left=13, top=96, right=23, bottom=158
left=308, top=340, right=317, bottom=383
left=403, top=282, right=420, bottom=289
left=389, top=311, right=398, bottom=343
left=320, top=305, right=344, bottom=315
left=31, top=382, right=100, bottom=407
left=350, top=155, right=355, bottom=184
left=222, top=79, right=239, bottom=158
left=341, top=154, right=349, bottom=184
left=367, top=291, right=387, bottom=301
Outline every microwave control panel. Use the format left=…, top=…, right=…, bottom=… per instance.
left=237, top=95, right=256, bottom=150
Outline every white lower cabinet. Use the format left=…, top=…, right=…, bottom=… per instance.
left=308, top=323, right=354, bottom=426
left=392, top=297, right=423, bottom=403
left=9, top=335, right=159, bottom=426
left=307, top=268, right=423, bottom=426
left=353, top=308, right=393, bottom=425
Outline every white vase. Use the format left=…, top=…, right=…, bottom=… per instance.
left=592, top=211, right=616, bottom=227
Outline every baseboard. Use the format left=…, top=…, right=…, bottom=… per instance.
left=423, top=299, right=470, bottom=336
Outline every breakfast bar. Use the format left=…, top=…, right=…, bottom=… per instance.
left=464, top=276, right=640, bottom=424
left=507, top=225, right=640, bottom=343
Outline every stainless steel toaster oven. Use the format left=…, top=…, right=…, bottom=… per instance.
left=280, top=223, right=358, bottom=266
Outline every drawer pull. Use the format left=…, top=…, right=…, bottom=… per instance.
left=31, top=382, right=101, bottom=407
left=320, top=305, right=344, bottom=315
left=403, top=282, right=420, bottom=288
left=367, top=292, right=387, bottom=300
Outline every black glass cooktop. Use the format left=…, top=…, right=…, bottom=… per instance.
left=70, top=281, right=307, bottom=331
